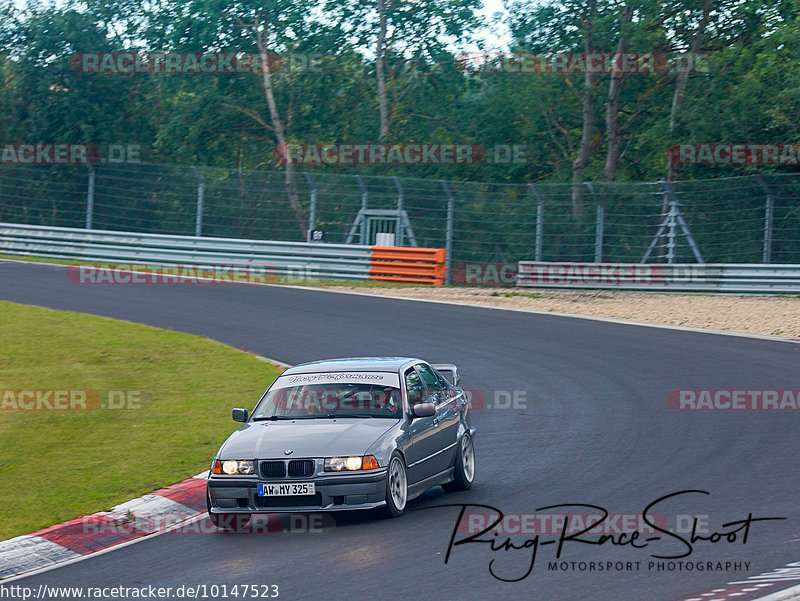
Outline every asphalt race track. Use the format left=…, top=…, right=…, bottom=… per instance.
left=2, top=260, right=799, bottom=601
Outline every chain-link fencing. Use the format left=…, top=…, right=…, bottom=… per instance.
left=1, top=162, right=798, bottom=268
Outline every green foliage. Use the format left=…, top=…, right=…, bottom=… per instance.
left=1, top=0, right=799, bottom=258
left=1, top=0, right=798, bottom=181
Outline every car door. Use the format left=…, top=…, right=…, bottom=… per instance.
left=415, top=363, right=460, bottom=474
left=402, top=365, right=441, bottom=484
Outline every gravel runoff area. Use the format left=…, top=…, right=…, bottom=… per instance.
left=327, top=286, right=800, bottom=339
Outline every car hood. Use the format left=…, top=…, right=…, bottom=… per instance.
left=218, top=418, right=400, bottom=459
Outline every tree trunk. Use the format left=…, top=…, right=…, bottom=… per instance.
left=376, top=0, right=390, bottom=143
left=255, top=20, right=307, bottom=238
left=570, top=0, right=597, bottom=220
left=667, top=0, right=713, bottom=182
left=659, top=0, right=713, bottom=259
left=604, top=4, right=631, bottom=181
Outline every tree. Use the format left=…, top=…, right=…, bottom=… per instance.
left=326, top=0, right=482, bottom=142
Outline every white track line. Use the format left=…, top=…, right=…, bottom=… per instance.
left=752, top=584, right=800, bottom=600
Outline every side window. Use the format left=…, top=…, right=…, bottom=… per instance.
left=404, top=368, right=426, bottom=407
left=416, top=364, right=445, bottom=404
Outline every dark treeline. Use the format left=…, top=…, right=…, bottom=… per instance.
left=0, top=0, right=798, bottom=190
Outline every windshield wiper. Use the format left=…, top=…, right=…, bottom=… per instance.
left=288, top=414, right=369, bottom=419
left=253, top=415, right=337, bottom=420
left=251, top=416, right=296, bottom=421
left=329, top=413, right=387, bottom=418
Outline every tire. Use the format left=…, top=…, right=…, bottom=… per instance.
left=206, top=489, right=251, bottom=531
left=443, top=434, right=475, bottom=492
left=380, top=453, right=408, bottom=518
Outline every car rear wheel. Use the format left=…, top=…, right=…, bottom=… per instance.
left=381, top=454, right=408, bottom=518
left=443, top=434, right=475, bottom=492
left=206, top=490, right=251, bottom=531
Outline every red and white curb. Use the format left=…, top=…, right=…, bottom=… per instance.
left=677, top=562, right=800, bottom=601
left=0, top=472, right=208, bottom=580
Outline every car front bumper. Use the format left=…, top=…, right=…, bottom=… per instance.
left=207, top=468, right=388, bottom=513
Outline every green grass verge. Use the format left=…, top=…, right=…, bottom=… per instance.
left=0, top=301, right=283, bottom=541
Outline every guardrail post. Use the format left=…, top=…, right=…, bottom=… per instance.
left=528, top=183, right=544, bottom=262
left=756, top=175, right=774, bottom=264
left=441, top=180, right=455, bottom=285
left=191, top=166, right=204, bottom=237
left=586, top=183, right=604, bottom=263
left=304, top=173, right=317, bottom=243
left=393, top=176, right=404, bottom=246
left=85, top=164, right=95, bottom=230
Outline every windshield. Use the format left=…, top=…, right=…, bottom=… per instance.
left=251, top=373, right=403, bottom=419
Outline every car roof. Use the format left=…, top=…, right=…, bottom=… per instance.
left=281, top=357, right=421, bottom=375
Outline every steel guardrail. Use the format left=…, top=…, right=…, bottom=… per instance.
left=0, top=223, right=373, bottom=281
left=516, top=261, right=800, bottom=294
left=0, top=223, right=448, bottom=284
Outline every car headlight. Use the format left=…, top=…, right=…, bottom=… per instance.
left=324, top=455, right=380, bottom=471
left=212, top=459, right=254, bottom=475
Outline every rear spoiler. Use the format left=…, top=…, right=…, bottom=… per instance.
left=432, top=363, right=460, bottom=386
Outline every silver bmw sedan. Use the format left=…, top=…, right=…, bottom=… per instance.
left=206, top=357, right=476, bottom=527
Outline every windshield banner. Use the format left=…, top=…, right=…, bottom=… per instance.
left=271, top=372, right=401, bottom=390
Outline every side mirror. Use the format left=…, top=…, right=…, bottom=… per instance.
left=432, top=364, right=460, bottom=387
left=232, top=408, right=249, bottom=423
left=411, top=402, right=435, bottom=419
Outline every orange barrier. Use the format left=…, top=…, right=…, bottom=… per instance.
left=369, top=247, right=447, bottom=285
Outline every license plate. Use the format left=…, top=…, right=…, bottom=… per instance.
left=257, top=482, right=315, bottom=496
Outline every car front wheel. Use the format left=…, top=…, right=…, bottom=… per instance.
left=443, top=434, right=475, bottom=492
left=381, top=453, right=408, bottom=518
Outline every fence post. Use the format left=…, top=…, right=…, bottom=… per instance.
left=660, top=182, right=679, bottom=264
left=393, top=176, right=404, bottom=246
left=304, top=173, right=317, bottom=242
left=441, top=180, right=455, bottom=285
left=667, top=195, right=677, bottom=264
left=528, top=183, right=544, bottom=262
left=85, top=164, right=95, bottom=230
left=191, top=166, right=204, bottom=237
left=595, top=204, right=605, bottom=263
left=644, top=181, right=704, bottom=264
left=756, top=175, right=774, bottom=264
left=586, top=183, right=604, bottom=263
left=357, top=175, right=368, bottom=244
